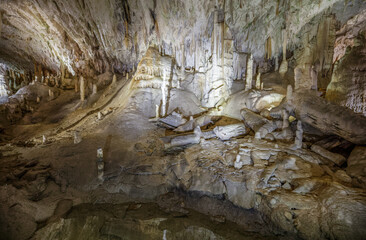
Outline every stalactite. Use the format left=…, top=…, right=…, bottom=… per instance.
left=245, top=54, right=253, bottom=91
left=279, top=29, right=288, bottom=77
left=60, top=61, right=65, bottom=86
left=221, top=8, right=225, bottom=83
left=265, top=37, right=272, bottom=59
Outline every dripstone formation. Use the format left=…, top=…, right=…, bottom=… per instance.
left=0, top=1, right=366, bottom=240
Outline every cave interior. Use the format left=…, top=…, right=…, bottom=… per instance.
left=0, top=0, right=366, bottom=239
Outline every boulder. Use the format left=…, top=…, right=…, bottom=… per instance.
left=311, top=144, right=346, bottom=166
left=347, top=146, right=366, bottom=180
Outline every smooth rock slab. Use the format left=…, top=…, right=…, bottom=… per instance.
left=213, top=123, right=247, bottom=141
left=310, top=144, right=346, bottom=166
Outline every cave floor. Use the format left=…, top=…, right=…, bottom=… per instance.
left=1, top=77, right=366, bottom=240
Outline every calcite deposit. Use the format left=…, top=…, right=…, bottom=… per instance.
left=1, top=0, right=366, bottom=240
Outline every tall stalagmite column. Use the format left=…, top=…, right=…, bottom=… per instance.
left=161, top=69, right=167, bottom=116
left=245, top=54, right=253, bottom=91
left=256, top=73, right=261, bottom=89
left=80, top=76, right=85, bottom=101
left=279, top=29, right=288, bottom=77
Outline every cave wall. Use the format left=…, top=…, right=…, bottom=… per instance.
left=326, top=9, right=366, bottom=116
left=0, top=0, right=366, bottom=109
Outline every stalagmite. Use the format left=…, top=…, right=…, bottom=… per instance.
left=256, top=73, right=261, bottom=89
left=97, top=112, right=102, bottom=120
left=245, top=54, right=253, bottom=91
left=292, top=121, right=303, bottom=149
left=161, top=69, right=168, bottom=116
left=92, top=84, right=97, bottom=94
left=42, top=135, right=47, bottom=144
left=74, top=131, right=82, bottom=144
left=279, top=29, right=288, bottom=77
left=234, top=155, right=243, bottom=169
left=294, top=66, right=302, bottom=91
left=272, top=110, right=293, bottom=140
left=97, top=148, right=104, bottom=181
left=80, top=76, right=85, bottom=101
left=112, top=74, right=117, bottom=85
left=155, top=105, right=160, bottom=119
left=48, top=89, right=54, bottom=98
left=286, top=85, right=293, bottom=103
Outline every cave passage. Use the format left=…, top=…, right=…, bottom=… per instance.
left=0, top=1, right=366, bottom=240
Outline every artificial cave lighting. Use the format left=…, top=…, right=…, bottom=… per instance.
left=0, top=1, right=366, bottom=240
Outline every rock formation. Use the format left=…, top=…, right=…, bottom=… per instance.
left=0, top=1, right=366, bottom=240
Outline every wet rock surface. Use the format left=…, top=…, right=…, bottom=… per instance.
left=0, top=1, right=366, bottom=240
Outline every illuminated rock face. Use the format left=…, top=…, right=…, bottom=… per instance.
left=1, top=1, right=366, bottom=240
left=0, top=74, right=8, bottom=98
left=0, top=65, right=9, bottom=98
left=326, top=10, right=366, bottom=116
left=0, top=0, right=364, bottom=78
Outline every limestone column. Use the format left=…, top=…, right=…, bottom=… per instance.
left=97, top=148, right=104, bottom=181
left=287, top=85, right=293, bottom=103
left=294, top=66, right=302, bottom=91
left=49, top=89, right=54, bottom=98
left=279, top=29, right=288, bottom=77
left=74, top=131, right=82, bottom=144
left=256, top=72, right=261, bottom=89
left=161, top=69, right=167, bottom=116
left=293, top=121, right=303, bottom=149
left=92, top=84, right=97, bottom=94
left=155, top=104, right=160, bottom=119
left=80, top=76, right=85, bottom=101
left=245, top=54, right=253, bottom=91
left=282, top=110, right=289, bottom=129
